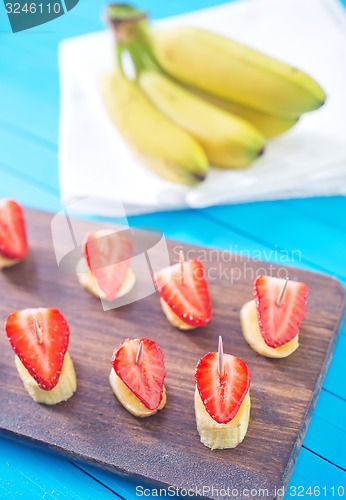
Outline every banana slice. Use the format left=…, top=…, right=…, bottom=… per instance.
left=76, top=257, right=136, bottom=300
left=240, top=300, right=299, bottom=358
left=160, top=298, right=195, bottom=330
left=0, top=254, right=20, bottom=269
left=195, top=387, right=250, bottom=450
left=15, top=352, right=77, bottom=405
left=109, top=368, right=166, bottom=417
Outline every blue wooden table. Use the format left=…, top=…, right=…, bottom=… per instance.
left=1, top=0, right=346, bottom=498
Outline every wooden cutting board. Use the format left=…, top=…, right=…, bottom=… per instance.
left=0, top=208, right=345, bottom=500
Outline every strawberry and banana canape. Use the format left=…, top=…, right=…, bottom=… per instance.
left=154, top=253, right=211, bottom=330
left=195, top=337, right=251, bottom=450
left=5, top=308, right=76, bottom=404
left=110, top=338, right=166, bottom=418
left=76, top=229, right=135, bottom=302
left=240, top=275, right=308, bottom=358
left=0, top=199, right=28, bottom=269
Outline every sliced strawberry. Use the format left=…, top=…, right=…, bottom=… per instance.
left=5, top=308, right=69, bottom=390
left=154, top=258, right=211, bottom=327
left=112, top=338, right=166, bottom=410
left=0, top=199, right=28, bottom=260
left=254, top=275, right=308, bottom=348
left=195, top=352, right=250, bottom=424
left=84, top=230, right=132, bottom=302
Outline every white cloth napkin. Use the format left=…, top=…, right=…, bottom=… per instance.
left=59, top=0, right=346, bottom=216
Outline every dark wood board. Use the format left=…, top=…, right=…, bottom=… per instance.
left=0, top=208, right=345, bottom=499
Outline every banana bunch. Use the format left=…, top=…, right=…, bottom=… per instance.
left=104, top=4, right=325, bottom=185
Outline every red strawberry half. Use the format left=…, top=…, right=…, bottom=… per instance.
left=0, top=199, right=28, bottom=260
left=195, top=352, right=250, bottom=424
left=254, top=275, right=308, bottom=348
left=154, top=258, right=211, bottom=327
left=5, top=308, right=70, bottom=390
left=84, top=230, right=132, bottom=302
left=112, top=338, right=166, bottom=410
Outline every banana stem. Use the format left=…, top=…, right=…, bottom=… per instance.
left=107, top=3, right=161, bottom=78
left=130, top=40, right=161, bottom=74
left=114, top=44, right=123, bottom=75
left=114, top=39, right=152, bottom=79
left=106, top=3, right=148, bottom=43
left=127, top=39, right=147, bottom=74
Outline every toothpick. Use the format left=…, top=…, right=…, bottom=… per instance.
left=136, top=340, right=144, bottom=365
left=179, top=250, right=184, bottom=286
left=277, top=277, right=289, bottom=307
left=218, top=335, right=224, bottom=379
left=33, top=316, right=43, bottom=344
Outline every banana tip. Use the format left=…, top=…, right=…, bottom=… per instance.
left=194, top=172, right=207, bottom=183
left=258, top=146, right=265, bottom=157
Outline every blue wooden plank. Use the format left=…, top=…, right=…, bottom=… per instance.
left=73, top=463, right=147, bottom=500
left=0, top=126, right=59, bottom=194
left=303, top=391, right=346, bottom=471
left=0, top=437, right=119, bottom=499
left=125, top=209, right=322, bottom=277
left=287, top=197, right=346, bottom=233
left=323, top=329, right=346, bottom=399
left=126, top=208, right=323, bottom=274
left=202, top=202, right=346, bottom=280
left=0, top=168, right=61, bottom=213
left=126, top=209, right=329, bottom=279
left=0, top=57, right=59, bottom=144
left=287, top=447, right=346, bottom=498
left=127, top=209, right=278, bottom=255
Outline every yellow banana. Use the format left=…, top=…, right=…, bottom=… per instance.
left=240, top=300, right=299, bottom=358
left=109, top=368, right=166, bottom=417
left=139, top=70, right=265, bottom=168
left=76, top=257, right=136, bottom=300
left=15, top=353, right=77, bottom=405
left=147, top=26, right=326, bottom=117
left=0, top=255, right=20, bottom=269
left=195, top=387, right=250, bottom=449
left=189, top=87, right=299, bottom=138
left=102, top=70, right=209, bottom=185
left=159, top=298, right=195, bottom=330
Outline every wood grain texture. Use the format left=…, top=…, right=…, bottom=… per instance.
left=0, top=208, right=345, bottom=500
